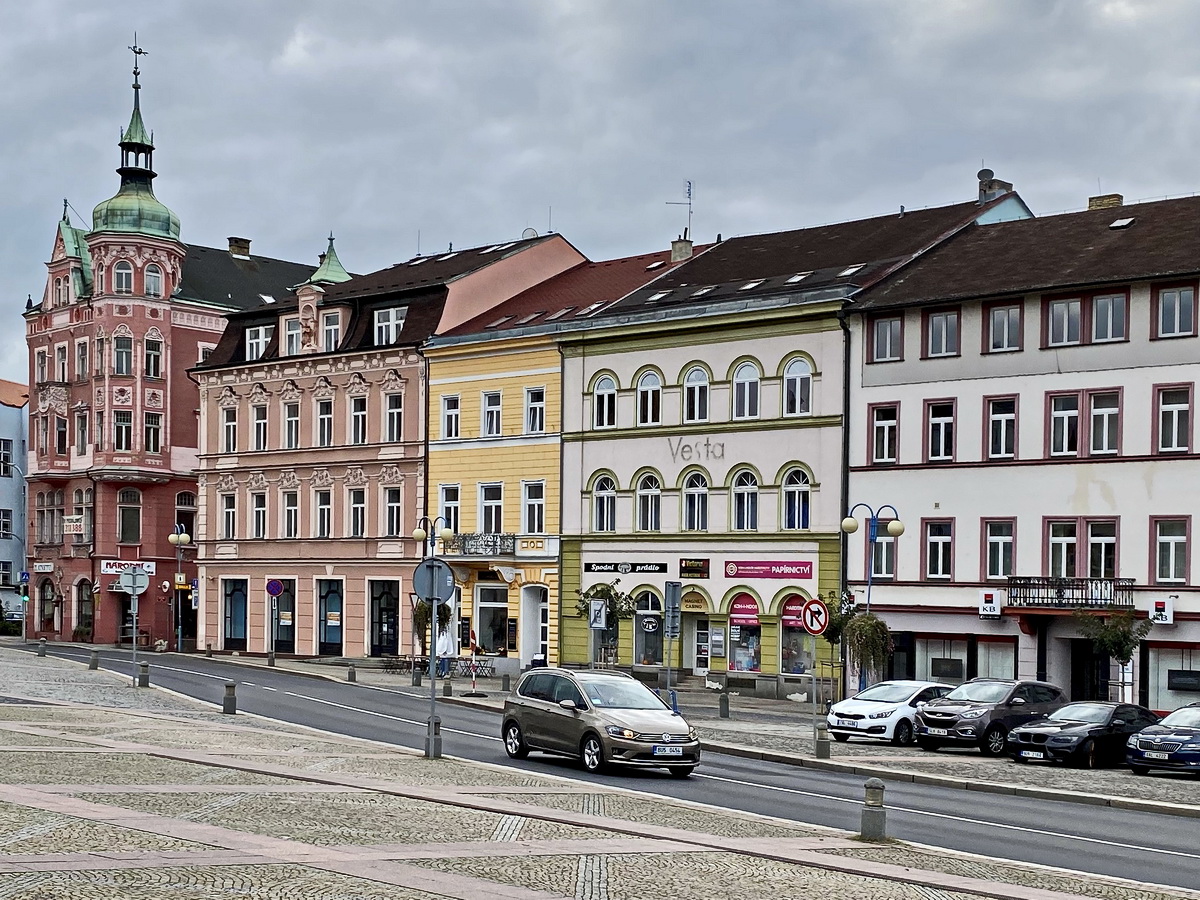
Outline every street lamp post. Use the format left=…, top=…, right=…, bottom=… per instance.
left=841, top=503, right=904, bottom=690
left=412, top=516, right=455, bottom=759
left=167, top=524, right=191, bottom=653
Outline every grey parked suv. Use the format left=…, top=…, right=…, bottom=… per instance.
left=914, top=678, right=1067, bottom=756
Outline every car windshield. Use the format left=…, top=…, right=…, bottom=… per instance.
left=1048, top=703, right=1110, bottom=724
left=942, top=682, right=1010, bottom=703
left=580, top=678, right=666, bottom=710
left=854, top=683, right=918, bottom=703
left=1160, top=708, right=1200, bottom=728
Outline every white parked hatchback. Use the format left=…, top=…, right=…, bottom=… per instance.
left=827, top=680, right=952, bottom=745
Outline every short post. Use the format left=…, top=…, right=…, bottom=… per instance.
left=442, top=679, right=453, bottom=697
left=860, top=778, right=887, bottom=841
left=501, top=673, right=511, bottom=692
left=37, top=638, right=46, bottom=658
left=412, top=669, right=422, bottom=688
left=88, top=649, right=99, bottom=670
left=222, top=681, right=237, bottom=715
left=668, top=689, right=679, bottom=713
left=206, top=643, right=213, bottom=658
left=267, top=650, right=276, bottom=667
left=347, top=663, right=357, bottom=683
left=137, top=662, right=149, bottom=688
left=814, top=719, right=831, bottom=759
left=718, top=692, right=730, bottom=719
left=426, top=715, right=442, bottom=758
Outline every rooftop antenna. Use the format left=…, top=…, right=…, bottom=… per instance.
left=416, top=229, right=421, bottom=256
left=547, top=206, right=553, bottom=233
left=666, top=180, right=693, bottom=238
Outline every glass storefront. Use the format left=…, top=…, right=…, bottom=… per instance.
left=635, top=591, right=663, bottom=665
left=476, top=586, right=509, bottom=654
left=779, top=595, right=816, bottom=674
left=727, top=593, right=761, bottom=672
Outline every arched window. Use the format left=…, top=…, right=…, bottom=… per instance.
left=176, top=491, right=197, bottom=537
left=593, top=375, right=617, bottom=429
left=636, top=474, right=661, bottom=531
left=784, top=358, right=812, bottom=416
left=636, top=371, right=661, bottom=426
left=38, top=579, right=56, bottom=632
left=593, top=476, right=616, bottom=532
left=733, top=362, right=760, bottom=419
left=732, top=470, right=759, bottom=531
left=53, top=278, right=64, bottom=306
left=117, top=488, right=142, bottom=544
left=683, top=472, right=708, bottom=531
left=635, top=590, right=664, bottom=666
left=113, top=261, right=133, bottom=294
left=683, top=367, right=709, bottom=423
left=782, top=469, right=811, bottom=530
left=144, top=264, right=163, bottom=298
left=76, top=581, right=95, bottom=637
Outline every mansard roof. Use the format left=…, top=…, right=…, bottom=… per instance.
left=174, top=244, right=319, bottom=312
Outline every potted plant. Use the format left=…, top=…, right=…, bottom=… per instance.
left=842, top=612, right=891, bottom=686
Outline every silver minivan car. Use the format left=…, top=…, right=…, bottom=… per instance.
left=502, top=668, right=701, bottom=777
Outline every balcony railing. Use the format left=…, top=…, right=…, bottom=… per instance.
left=1006, top=576, right=1135, bottom=609
left=442, top=533, right=516, bottom=556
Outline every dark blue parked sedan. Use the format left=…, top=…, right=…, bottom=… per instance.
left=1126, top=702, right=1200, bottom=775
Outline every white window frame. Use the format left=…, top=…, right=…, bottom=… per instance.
left=925, top=522, right=952, bottom=579
left=1048, top=522, right=1077, bottom=577
left=871, top=535, right=896, bottom=579
left=782, top=469, right=810, bottom=530
left=1156, top=520, right=1187, bottom=583
left=636, top=475, right=661, bottom=532
left=283, top=491, right=298, bottom=538
left=592, top=477, right=616, bottom=532
left=732, top=363, right=760, bottom=420
left=442, top=395, right=460, bottom=439
left=245, top=325, right=273, bottom=361
left=252, top=492, right=267, bottom=539
left=873, top=317, right=902, bottom=362
left=1158, top=388, right=1190, bottom=453
left=927, top=311, right=959, bottom=357
left=113, top=410, right=133, bottom=452
left=385, top=394, right=403, bottom=443
left=732, top=470, right=759, bottom=531
left=322, top=312, right=341, bottom=352
left=283, top=317, right=301, bottom=356
left=872, top=406, right=898, bottom=464
left=1087, top=520, right=1117, bottom=578
left=114, top=337, right=133, bottom=375
left=113, top=260, right=133, bottom=294
left=482, top=391, right=502, bottom=437
left=439, top=484, right=460, bottom=534
left=783, top=359, right=812, bottom=417
left=683, top=473, right=708, bottom=532
left=144, top=339, right=162, bottom=378
left=927, top=402, right=954, bottom=461
left=374, top=307, right=407, bottom=345
left=350, top=396, right=368, bottom=445
left=349, top=488, right=366, bottom=538
left=1091, top=294, right=1126, bottom=342
left=1048, top=298, right=1081, bottom=346
left=221, top=494, right=237, bottom=541
left=525, top=387, right=545, bottom=434
left=223, top=408, right=238, bottom=454
left=1050, top=395, right=1079, bottom=457
left=1089, top=392, right=1119, bottom=455
left=315, top=490, right=332, bottom=538
left=385, top=488, right=403, bottom=537
left=253, top=405, right=268, bottom=451
left=593, top=376, right=617, bottom=428
left=986, top=521, right=1014, bottom=579
left=989, top=305, right=1021, bottom=352
left=636, top=372, right=661, bottom=426
left=683, top=367, right=709, bottom=423
left=143, top=412, right=162, bottom=454
left=317, top=399, right=334, bottom=447
left=988, top=398, right=1016, bottom=459
left=1158, top=287, right=1195, bottom=338
left=144, top=263, right=163, bottom=298
left=480, top=483, right=504, bottom=534
left=522, top=481, right=545, bottom=534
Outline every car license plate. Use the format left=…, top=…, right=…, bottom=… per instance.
left=927, top=728, right=948, bottom=736
left=1143, top=751, right=1170, bottom=760
left=836, top=719, right=857, bottom=728
left=1020, top=750, right=1044, bottom=759
left=653, top=745, right=684, bottom=757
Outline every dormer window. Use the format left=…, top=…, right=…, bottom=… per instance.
left=144, top=264, right=163, bottom=298
left=374, top=307, right=407, bottom=346
left=283, top=317, right=301, bottom=356
left=113, top=261, right=133, bottom=295
left=322, top=312, right=341, bottom=352
left=245, top=325, right=274, bottom=361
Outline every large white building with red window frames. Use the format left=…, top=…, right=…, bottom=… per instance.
left=21, top=55, right=318, bottom=648
left=846, top=191, right=1200, bottom=712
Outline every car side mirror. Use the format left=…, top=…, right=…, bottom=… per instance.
left=1009, top=697, right=1026, bottom=706
left=913, top=700, right=926, bottom=708
left=559, top=699, right=580, bottom=711
left=1111, top=718, right=1125, bottom=727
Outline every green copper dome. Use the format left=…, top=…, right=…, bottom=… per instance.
left=92, top=180, right=180, bottom=239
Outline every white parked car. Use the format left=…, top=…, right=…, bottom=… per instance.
left=827, top=680, right=952, bottom=745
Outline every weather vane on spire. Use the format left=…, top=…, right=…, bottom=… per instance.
left=129, top=33, right=148, bottom=82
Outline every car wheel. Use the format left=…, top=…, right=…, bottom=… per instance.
left=1075, top=739, right=1099, bottom=769
left=580, top=734, right=607, bottom=773
left=891, top=719, right=914, bottom=746
left=832, top=733, right=850, bottom=743
left=980, top=725, right=1007, bottom=757
left=916, top=738, right=941, bottom=752
left=1131, top=765, right=1149, bottom=776
left=502, top=721, right=528, bottom=760
left=668, top=766, right=695, bottom=779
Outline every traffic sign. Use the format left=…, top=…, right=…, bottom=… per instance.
left=413, top=558, right=455, bottom=602
left=801, top=597, right=829, bottom=635
left=117, top=567, right=150, bottom=597
left=18, top=571, right=29, bottom=584
left=266, top=579, right=285, bottom=597
left=663, top=581, right=682, bottom=638
left=588, top=598, right=608, bottom=630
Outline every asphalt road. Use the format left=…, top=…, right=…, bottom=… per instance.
left=34, top=646, right=1200, bottom=890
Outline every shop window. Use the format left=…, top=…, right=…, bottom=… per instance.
left=779, top=596, right=815, bottom=674
left=476, top=586, right=509, bottom=654
left=634, top=592, right=663, bottom=666
left=727, top=594, right=761, bottom=672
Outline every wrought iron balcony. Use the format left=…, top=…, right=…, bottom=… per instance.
left=1006, top=576, right=1135, bottom=609
left=442, top=533, right=516, bottom=556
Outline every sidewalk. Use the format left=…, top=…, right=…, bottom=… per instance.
left=0, top=647, right=1195, bottom=900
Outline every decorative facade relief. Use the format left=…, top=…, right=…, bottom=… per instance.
left=145, top=326, right=164, bottom=342
left=343, top=466, right=367, bottom=487
left=279, top=379, right=301, bottom=401
left=113, top=323, right=133, bottom=337
left=310, top=468, right=333, bottom=488
left=312, top=376, right=335, bottom=399
left=218, top=386, right=239, bottom=408
left=249, top=383, right=270, bottom=403
left=36, top=385, right=68, bottom=415
left=113, top=386, right=133, bottom=406
left=381, top=369, right=405, bottom=392
left=278, top=470, right=300, bottom=490
left=345, top=372, right=370, bottom=396
left=247, top=471, right=269, bottom=490
left=379, top=465, right=404, bottom=486
left=299, top=300, right=318, bottom=351
left=144, top=389, right=163, bottom=409
left=216, top=474, right=237, bottom=492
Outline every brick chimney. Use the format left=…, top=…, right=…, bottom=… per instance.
left=671, top=228, right=693, bottom=263
left=977, top=168, right=1014, bottom=204
left=1088, top=193, right=1123, bottom=210
left=227, top=236, right=251, bottom=257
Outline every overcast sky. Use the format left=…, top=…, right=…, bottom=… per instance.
left=4, top=0, right=1200, bottom=384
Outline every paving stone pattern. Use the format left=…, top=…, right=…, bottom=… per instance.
left=0, top=645, right=1196, bottom=900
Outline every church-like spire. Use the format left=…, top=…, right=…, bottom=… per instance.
left=120, top=36, right=154, bottom=169
left=308, top=233, right=352, bottom=284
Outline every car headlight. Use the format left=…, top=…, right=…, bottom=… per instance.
left=959, top=708, right=988, bottom=720
left=868, top=709, right=895, bottom=719
left=1126, top=736, right=1139, bottom=748
left=687, top=727, right=697, bottom=741
left=1049, top=736, right=1078, bottom=744
left=605, top=726, right=635, bottom=739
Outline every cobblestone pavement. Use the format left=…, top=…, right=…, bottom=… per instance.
left=1, top=646, right=1197, bottom=900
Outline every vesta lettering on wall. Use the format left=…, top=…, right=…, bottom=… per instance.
left=667, top=436, right=725, bottom=462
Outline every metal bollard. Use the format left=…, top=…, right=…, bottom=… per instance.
left=425, top=715, right=442, bottom=759
left=206, top=643, right=213, bottom=658
left=442, top=679, right=453, bottom=697
left=347, top=663, right=357, bottom=683
left=412, top=669, right=422, bottom=687
left=137, top=662, right=149, bottom=688
left=501, top=673, right=511, bottom=692
left=668, top=689, right=679, bottom=713
left=37, top=638, right=46, bottom=658
left=814, top=719, right=831, bottom=759
left=88, top=649, right=99, bottom=670
left=860, top=778, right=887, bottom=840
left=267, top=651, right=276, bottom=667
left=222, top=681, right=237, bottom=715
left=718, top=692, right=730, bottom=718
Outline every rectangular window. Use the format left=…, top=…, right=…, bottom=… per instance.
left=0, top=509, right=9, bottom=539
left=480, top=483, right=503, bottom=533
left=385, top=488, right=403, bottom=536
left=525, top=388, right=545, bottom=434
left=385, top=394, right=403, bottom=442
left=253, top=405, right=268, bottom=451
left=872, top=405, right=899, bottom=464
left=523, top=481, right=545, bottom=534
left=1047, top=298, right=1081, bottom=346
left=925, top=521, right=953, bottom=579
left=1157, top=386, right=1191, bottom=453
left=283, top=317, right=301, bottom=355
left=35, top=349, right=47, bottom=383
left=94, top=339, right=104, bottom=375
left=0, top=439, right=10, bottom=477
left=55, top=345, right=67, bottom=381
left=221, top=494, right=237, bottom=541
left=988, top=304, right=1022, bottom=352
left=442, top=396, right=460, bottom=439
left=245, top=325, right=273, bottom=360
left=76, top=341, right=88, bottom=380
left=114, top=337, right=133, bottom=375
left=985, top=520, right=1015, bottom=579
left=1088, top=520, right=1117, bottom=579
left=223, top=408, right=238, bottom=454
left=322, top=312, right=341, bottom=352
left=349, top=488, right=366, bottom=537
left=55, top=416, right=67, bottom=455
left=74, top=412, right=88, bottom=455
left=1154, top=518, right=1188, bottom=584
left=926, top=401, right=954, bottom=462
left=144, top=339, right=162, bottom=377
left=95, top=412, right=104, bottom=450
left=483, top=391, right=502, bottom=436
left=283, top=491, right=298, bottom=538
left=317, top=399, right=333, bottom=447
left=440, top=484, right=460, bottom=534
left=113, top=410, right=133, bottom=451
left=925, top=310, right=960, bottom=357
left=1091, top=294, right=1126, bottom=342
left=252, top=492, right=267, bottom=539
left=871, top=316, right=902, bottom=362
left=987, top=397, right=1016, bottom=459
left=1049, top=394, right=1079, bottom=457
left=374, top=307, right=407, bottom=345
left=871, top=534, right=896, bottom=579
left=315, top=490, right=332, bottom=538
left=1089, top=391, right=1120, bottom=455
left=1156, top=285, right=1196, bottom=338
left=284, top=402, right=300, bottom=449
left=350, top=396, right=368, bottom=445
left=143, top=413, right=161, bottom=454
left=1048, top=521, right=1077, bottom=577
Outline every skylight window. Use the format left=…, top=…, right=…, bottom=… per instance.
left=739, top=279, right=765, bottom=291
left=838, top=264, right=865, bottom=277
left=486, top=316, right=514, bottom=328
left=438, top=252, right=458, bottom=261
left=481, top=245, right=502, bottom=254
left=259, top=294, right=276, bottom=304
left=1110, top=217, right=1136, bottom=230
left=786, top=272, right=813, bottom=283
left=495, top=241, right=516, bottom=252
left=645, top=260, right=665, bottom=271
left=575, top=302, right=605, bottom=317
left=408, top=257, right=428, bottom=266
left=646, top=291, right=671, bottom=302
left=545, top=307, right=575, bottom=321
left=692, top=287, right=714, bottom=296
left=515, top=311, right=544, bottom=325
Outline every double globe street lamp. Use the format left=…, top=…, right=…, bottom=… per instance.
left=841, top=503, right=904, bottom=690
left=167, top=525, right=191, bottom=653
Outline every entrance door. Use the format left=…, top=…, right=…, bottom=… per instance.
left=223, top=579, right=248, bottom=652
left=1070, top=638, right=1110, bottom=701
left=694, top=618, right=710, bottom=676
left=317, top=579, right=343, bottom=656
left=273, top=580, right=296, bottom=655
left=519, top=585, right=549, bottom=664
left=369, top=580, right=400, bottom=657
